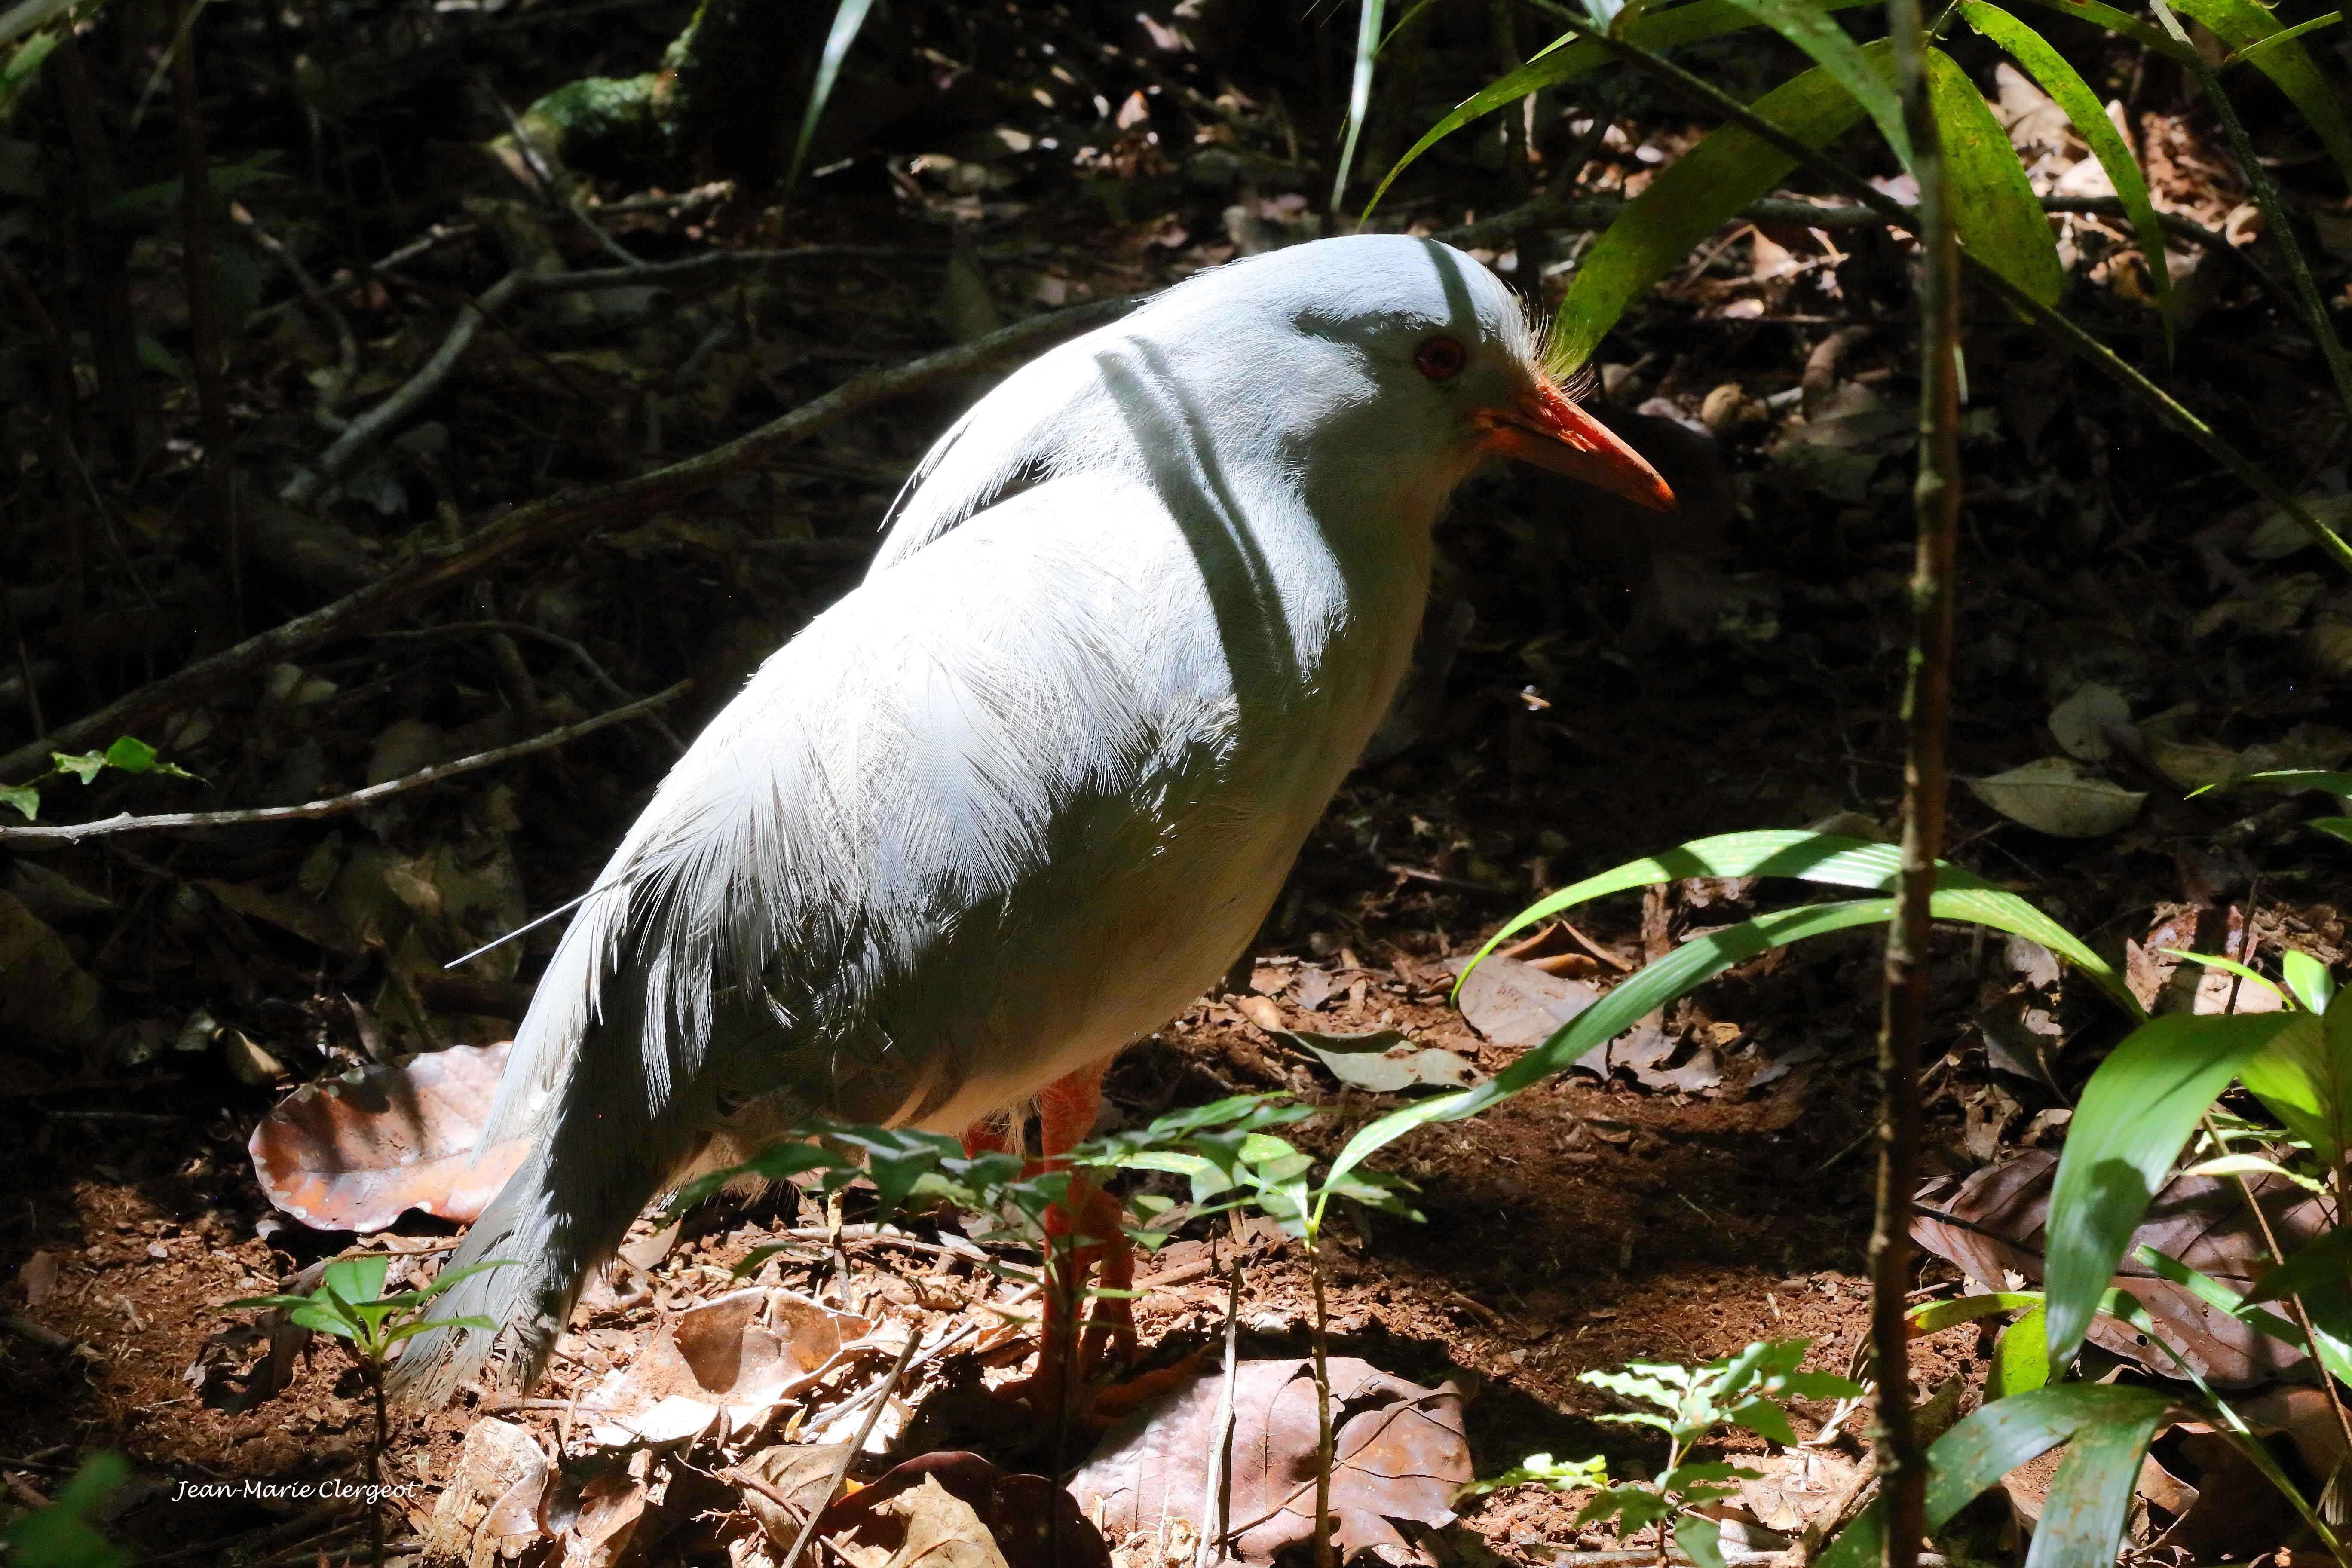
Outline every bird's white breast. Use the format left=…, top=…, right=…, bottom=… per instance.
left=625, top=462, right=1434, bottom=1137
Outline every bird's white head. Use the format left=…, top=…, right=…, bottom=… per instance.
left=1152, top=233, right=1676, bottom=516
left=877, top=234, right=1672, bottom=571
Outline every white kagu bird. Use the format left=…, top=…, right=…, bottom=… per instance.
left=389, top=234, right=1672, bottom=1406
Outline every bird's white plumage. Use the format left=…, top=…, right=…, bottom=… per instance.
left=392, top=236, right=1548, bottom=1400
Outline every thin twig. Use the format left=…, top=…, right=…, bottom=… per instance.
left=0, top=680, right=688, bottom=845
left=1193, top=1262, right=1244, bottom=1568
left=518, top=247, right=972, bottom=293
left=233, top=206, right=358, bottom=428
left=280, top=271, right=525, bottom=505
left=777, top=1326, right=921, bottom=1568
left=0, top=294, right=1139, bottom=783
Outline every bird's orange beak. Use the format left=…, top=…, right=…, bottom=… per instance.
left=1476, top=377, right=1677, bottom=513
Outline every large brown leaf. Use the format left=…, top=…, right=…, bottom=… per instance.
left=247, top=1041, right=527, bottom=1231
left=1914, top=1149, right=2329, bottom=1387
left=1070, top=1358, right=1470, bottom=1564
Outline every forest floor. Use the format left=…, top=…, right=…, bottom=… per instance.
left=3, top=2, right=2349, bottom=1565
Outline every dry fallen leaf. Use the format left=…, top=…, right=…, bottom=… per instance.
left=584, top=1288, right=871, bottom=1448
left=247, top=1041, right=527, bottom=1231
left=1270, top=1028, right=1483, bottom=1093
left=1965, top=757, right=2145, bottom=838
left=1914, top=1151, right=2327, bottom=1387
left=817, top=1452, right=1107, bottom=1568
left=423, top=1417, right=552, bottom=1568
left=0, top=889, right=104, bottom=1050
left=1071, top=1358, right=1470, bottom=1564
left=737, top=1442, right=860, bottom=1548
left=560, top=1471, right=649, bottom=1568
left=1451, top=956, right=1599, bottom=1049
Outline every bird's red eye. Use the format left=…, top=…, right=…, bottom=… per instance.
left=1415, top=337, right=1467, bottom=380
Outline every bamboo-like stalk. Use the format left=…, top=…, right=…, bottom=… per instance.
left=1868, top=0, right=1954, bottom=1560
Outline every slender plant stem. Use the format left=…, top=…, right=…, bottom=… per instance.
left=364, top=1368, right=386, bottom=1568
left=1864, top=1, right=1956, bottom=1560
left=1194, top=1262, right=1243, bottom=1568
left=1531, top=15, right=2352, bottom=578
left=1309, top=1236, right=1335, bottom=1568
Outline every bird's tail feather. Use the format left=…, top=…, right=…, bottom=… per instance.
left=387, top=986, right=695, bottom=1406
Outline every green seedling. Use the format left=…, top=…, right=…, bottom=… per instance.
left=1568, top=1338, right=1859, bottom=1568
left=229, top=1253, right=511, bottom=1568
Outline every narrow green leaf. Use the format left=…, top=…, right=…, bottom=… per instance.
left=2025, top=1393, right=2171, bottom=1568
left=1721, top=0, right=1909, bottom=165
left=2234, top=1011, right=2348, bottom=1166
left=2132, top=1243, right=2305, bottom=1348
left=2159, top=948, right=2291, bottom=1009
left=2312, top=817, right=2352, bottom=846
left=1908, top=1291, right=2043, bottom=1333
left=2169, top=0, right=2352, bottom=191
left=2236, top=10, right=2344, bottom=67
left=1959, top=2, right=2171, bottom=331
left=2044, top=1011, right=2309, bottom=1368
left=1816, top=1385, right=2176, bottom=1568
left=2282, top=950, right=2337, bottom=1014
left=2006, top=0, right=2195, bottom=55
left=1553, top=52, right=1882, bottom=364
left=1335, top=897, right=1901, bottom=1190
left=2215, top=769, right=2352, bottom=798
left=1363, top=0, right=1880, bottom=215
left=1986, top=1303, right=2053, bottom=1398
left=1331, top=0, right=1388, bottom=210
left=2181, top=1152, right=2327, bottom=1193
left=1927, top=47, right=2067, bottom=307
left=785, top=0, right=877, bottom=190
left=1463, top=830, right=2138, bottom=1019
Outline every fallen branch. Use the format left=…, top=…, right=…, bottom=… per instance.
left=0, top=294, right=1141, bottom=783
left=0, top=680, right=687, bottom=846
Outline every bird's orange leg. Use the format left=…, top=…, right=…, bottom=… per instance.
left=957, top=1058, right=1133, bottom=1413
left=1035, top=1061, right=1136, bottom=1375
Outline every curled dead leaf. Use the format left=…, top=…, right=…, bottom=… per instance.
left=248, top=1041, right=527, bottom=1232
